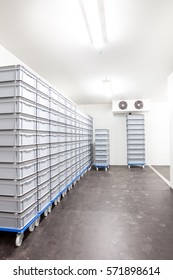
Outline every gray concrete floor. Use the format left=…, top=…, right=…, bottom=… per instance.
left=152, top=165, right=170, bottom=181
left=0, top=166, right=173, bottom=260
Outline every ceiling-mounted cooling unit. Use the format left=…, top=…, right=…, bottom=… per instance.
left=112, top=99, right=150, bottom=113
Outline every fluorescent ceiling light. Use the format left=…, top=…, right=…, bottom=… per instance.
left=81, top=0, right=103, bottom=49
left=102, top=78, right=113, bottom=97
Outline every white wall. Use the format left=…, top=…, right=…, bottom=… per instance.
left=0, top=44, right=24, bottom=66
left=79, top=102, right=170, bottom=166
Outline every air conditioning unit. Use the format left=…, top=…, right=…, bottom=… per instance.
left=112, top=99, right=150, bottom=114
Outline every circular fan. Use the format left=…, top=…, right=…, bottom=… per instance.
left=134, top=100, right=143, bottom=110
left=119, top=101, right=128, bottom=110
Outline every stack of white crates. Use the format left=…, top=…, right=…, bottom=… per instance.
left=94, top=129, right=110, bottom=171
left=0, top=64, right=93, bottom=246
left=126, top=114, right=145, bottom=168
left=0, top=66, right=38, bottom=245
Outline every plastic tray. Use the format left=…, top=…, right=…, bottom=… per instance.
left=50, top=185, right=60, bottom=201
left=0, top=131, right=37, bottom=146
left=37, top=92, right=49, bottom=108
left=37, top=180, right=50, bottom=199
left=50, top=88, right=60, bottom=102
left=0, top=146, right=37, bottom=163
left=37, top=119, right=50, bottom=132
left=0, top=174, right=37, bottom=197
left=37, top=168, right=50, bottom=185
left=50, top=144, right=59, bottom=155
left=37, top=133, right=50, bottom=145
left=59, top=161, right=66, bottom=173
left=50, top=99, right=59, bottom=112
left=50, top=164, right=59, bottom=178
left=0, top=114, right=37, bottom=131
left=0, top=98, right=36, bottom=116
left=38, top=193, right=50, bottom=213
left=50, top=121, right=59, bottom=133
left=59, top=179, right=67, bottom=192
left=50, top=174, right=60, bottom=190
left=0, top=65, right=37, bottom=88
left=37, top=145, right=49, bottom=158
left=37, top=105, right=50, bottom=120
left=0, top=188, right=37, bottom=213
left=50, top=110, right=59, bottom=122
left=37, top=79, right=49, bottom=96
left=0, top=81, right=36, bottom=103
left=50, top=154, right=60, bottom=167
left=0, top=160, right=37, bottom=180
left=0, top=202, right=37, bottom=230
left=37, top=156, right=50, bottom=172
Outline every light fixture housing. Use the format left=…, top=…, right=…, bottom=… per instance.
left=81, top=0, right=104, bottom=49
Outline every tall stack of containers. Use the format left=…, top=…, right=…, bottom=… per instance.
left=37, top=79, right=51, bottom=217
left=94, top=129, right=110, bottom=171
left=0, top=65, right=38, bottom=246
left=0, top=65, right=93, bottom=246
left=126, top=114, right=145, bottom=168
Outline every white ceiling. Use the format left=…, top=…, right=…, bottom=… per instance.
left=0, top=0, right=173, bottom=104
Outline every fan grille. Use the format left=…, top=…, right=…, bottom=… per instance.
left=134, top=100, right=143, bottom=110
left=119, top=101, right=128, bottom=110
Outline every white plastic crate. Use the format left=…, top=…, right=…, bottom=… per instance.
left=66, top=117, right=71, bottom=126
left=59, top=143, right=66, bottom=153
left=59, top=94, right=66, bottom=105
left=38, top=193, right=50, bottom=213
left=37, top=156, right=50, bottom=172
left=59, top=103, right=65, bottom=115
left=58, top=134, right=66, bottom=143
left=59, top=161, right=66, bottom=173
left=0, top=202, right=37, bottom=230
left=50, top=110, right=59, bottom=122
left=50, top=185, right=60, bottom=201
left=37, top=168, right=50, bottom=185
left=50, top=133, right=58, bottom=144
left=0, top=81, right=36, bottom=103
left=37, top=133, right=50, bottom=144
left=37, top=145, right=50, bottom=158
left=50, top=154, right=59, bottom=166
left=0, top=65, right=37, bottom=88
left=0, top=174, right=37, bottom=197
left=37, top=92, right=49, bottom=108
left=58, top=113, right=66, bottom=124
left=59, top=179, right=66, bottom=192
left=0, top=146, right=37, bottom=163
left=50, top=88, right=60, bottom=102
left=0, top=188, right=37, bottom=213
left=128, top=144, right=145, bottom=149
left=37, top=79, right=49, bottom=96
left=0, top=115, right=37, bottom=131
left=66, top=159, right=71, bottom=168
left=127, top=129, right=145, bottom=135
left=0, top=131, right=37, bottom=146
left=127, top=124, right=144, bottom=130
left=59, top=170, right=66, bottom=183
left=0, top=98, right=37, bottom=116
left=37, top=105, right=49, bottom=120
left=50, top=174, right=59, bottom=190
left=50, top=144, right=59, bottom=155
left=50, top=99, right=59, bottom=112
left=50, top=121, right=59, bottom=133
left=37, top=119, right=50, bottom=132
left=58, top=123, right=66, bottom=133
left=37, top=180, right=50, bottom=199
left=59, top=152, right=66, bottom=162
left=50, top=164, right=59, bottom=178
left=0, top=160, right=37, bottom=180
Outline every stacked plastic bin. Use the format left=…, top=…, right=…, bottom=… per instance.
left=126, top=114, right=145, bottom=168
left=0, top=64, right=93, bottom=246
left=37, top=79, right=51, bottom=216
left=94, top=129, right=110, bottom=171
left=0, top=65, right=38, bottom=246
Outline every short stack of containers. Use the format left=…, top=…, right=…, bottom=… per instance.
left=0, top=65, right=38, bottom=233
left=94, top=129, right=110, bottom=171
left=37, top=79, right=51, bottom=215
